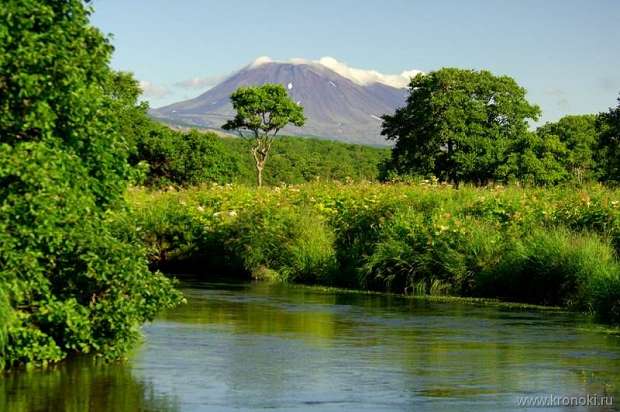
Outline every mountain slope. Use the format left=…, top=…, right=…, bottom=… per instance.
left=151, top=59, right=413, bottom=145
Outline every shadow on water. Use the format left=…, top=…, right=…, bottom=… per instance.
left=0, top=357, right=179, bottom=412
left=2, top=276, right=620, bottom=411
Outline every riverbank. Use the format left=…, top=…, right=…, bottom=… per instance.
left=125, top=182, right=620, bottom=323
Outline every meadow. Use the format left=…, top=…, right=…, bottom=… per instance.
left=126, top=181, right=620, bottom=324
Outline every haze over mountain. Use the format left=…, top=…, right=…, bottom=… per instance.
left=151, top=58, right=421, bottom=145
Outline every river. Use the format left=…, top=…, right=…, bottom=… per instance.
left=2, top=278, right=619, bottom=411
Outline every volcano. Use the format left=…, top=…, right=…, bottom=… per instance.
left=151, top=57, right=421, bottom=145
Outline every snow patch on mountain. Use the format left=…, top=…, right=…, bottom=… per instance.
left=249, top=56, right=421, bottom=89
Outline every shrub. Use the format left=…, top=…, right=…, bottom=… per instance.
left=134, top=127, right=390, bottom=188
left=227, top=206, right=337, bottom=282
left=128, top=182, right=620, bottom=324
left=482, top=229, right=618, bottom=309
left=137, top=127, right=246, bottom=187
left=0, top=0, right=183, bottom=369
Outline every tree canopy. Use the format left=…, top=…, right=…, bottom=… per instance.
left=535, top=115, right=599, bottom=183
left=597, top=95, right=620, bottom=182
left=0, top=0, right=181, bottom=368
left=381, top=68, right=540, bottom=185
left=223, top=84, right=305, bottom=186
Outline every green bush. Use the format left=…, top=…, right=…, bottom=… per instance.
left=135, top=127, right=390, bottom=187
left=0, top=290, right=11, bottom=369
left=227, top=206, right=337, bottom=282
left=0, top=0, right=182, bottom=369
left=128, top=182, right=620, bottom=324
left=137, top=127, right=247, bottom=187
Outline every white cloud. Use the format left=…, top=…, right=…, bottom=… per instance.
left=249, top=56, right=422, bottom=89
left=249, top=56, right=273, bottom=68
left=138, top=80, right=170, bottom=98
left=317, top=57, right=422, bottom=88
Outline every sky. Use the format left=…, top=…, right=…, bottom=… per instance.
left=90, top=0, right=620, bottom=124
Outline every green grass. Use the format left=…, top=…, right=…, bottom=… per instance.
left=126, top=181, right=620, bottom=323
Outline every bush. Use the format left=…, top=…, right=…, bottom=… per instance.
left=227, top=206, right=337, bottom=282
left=0, top=0, right=182, bottom=369
left=478, top=230, right=613, bottom=307
left=0, top=290, right=11, bottom=369
left=134, top=127, right=390, bottom=188
left=128, top=182, right=620, bottom=324
left=137, top=127, right=246, bottom=187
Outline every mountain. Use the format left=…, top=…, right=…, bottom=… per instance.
left=150, top=58, right=420, bottom=146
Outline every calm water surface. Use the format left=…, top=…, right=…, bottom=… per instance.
left=2, top=279, right=619, bottom=411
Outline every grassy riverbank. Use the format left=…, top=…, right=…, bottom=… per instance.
left=126, top=182, right=620, bottom=323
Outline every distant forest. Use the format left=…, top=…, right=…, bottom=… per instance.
left=134, top=126, right=390, bottom=187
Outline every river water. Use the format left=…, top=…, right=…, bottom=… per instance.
left=2, top=279, right=619, bottom=411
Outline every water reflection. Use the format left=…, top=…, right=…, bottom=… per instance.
left=2, top=278, right=619, bottom=411
left=0, top=357, right=179, bottom=412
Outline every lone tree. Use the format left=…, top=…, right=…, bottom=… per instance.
left=382, top=68, right=540, bottom=186
left=223, top=84, right=305, bottom=186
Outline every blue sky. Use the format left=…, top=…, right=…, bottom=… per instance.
left=91, top=0, right=620, bottom=123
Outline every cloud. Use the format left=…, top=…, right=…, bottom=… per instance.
left=138, top=80, right=170, bottom=98
left=249, top=56, right=422, bottom=89
left=317, top=57, right=422, bottom=89
left=174, top=75, right=227, bottom=90
left=249, top=56, right=273, bottom=68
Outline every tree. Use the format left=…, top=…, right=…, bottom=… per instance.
left=499, top=131, right=569, bottom=185
left=381, top=68, right=540, bottom=186
left=137, top=127, right=245, bottom=187
left=0, top=0, right=182, bottom=368
left=596, top=95, right=620, bottom=182
left=536, top=114, right=598, bottom=183
left=104, top=71, right=153, bottom=164
left=222, top=84, right=305, bottom=187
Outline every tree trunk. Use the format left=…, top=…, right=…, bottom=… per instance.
left=251, top=136, right=271, bottom=188
left=256, top=163, right=263, bottom=187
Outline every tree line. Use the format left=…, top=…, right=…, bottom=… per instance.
left=127, top=72, right=620, bottom=189
left=109, top=76, right=389, bottom=187
left=381, top=68, right=620, bottom=186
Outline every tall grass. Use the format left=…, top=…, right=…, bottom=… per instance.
left=126, top=181, right=620, bottom=323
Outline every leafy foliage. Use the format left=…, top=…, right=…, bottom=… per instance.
left=223, top=84, right=305, bottom=186
left=535, top=115, right=599, bottom=183
left=382, top=68, right=540, bottom=185
left=129, top=182, right=620, bottom=324
left=597, top=95, right=620, bottom=182
left=499, top=131, right=569, bottom=185
left=137, top=126, right=245, bottom=187
left=135, top=127, right=389, bottom=187
left=0, top=0, right=182, bottom=369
